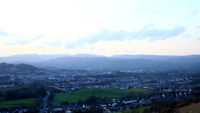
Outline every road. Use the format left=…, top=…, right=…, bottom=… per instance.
left=41, top=92, right=50, bottom=113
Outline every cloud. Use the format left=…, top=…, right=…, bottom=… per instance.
left=40, top=40, right=63, bottom=48
left=184, top=34, right=191, bottom=38
left=79, top=28, right=128, bottom=44
left=197, top=25, right=200, bottom=29
left=64, top=23, right=185, bottom=49
left=4, top=39, right=30, bottom=45
left=191, top=10, right=199, bottom=16
left=88, top=47, right=95, bottom=50
left=65, top=24, right=185, bottom=49
left=0, top=51, right=14, bottom=56
left=101, top=48, right=107, bottom=51
left=125, top=50, right=135, bottom=52
left=36, top=45, right=45, bottom=48
left=65, top=41, right=86, bottom=49
left=83, top=23, right=185, bottom=42
left=0, top=29, right=11, bottom=37
left=32, top=35, right=43, bottom=41
left=198, top=37, right=200, bottom=41
left=132, top=23, right=185, bottom=41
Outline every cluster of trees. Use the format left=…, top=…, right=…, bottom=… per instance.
left=4, top=87, right=47, bottom=100
left=47, top=91, right=54, bottom=106
left=60, top=101, right=70, bottom=106
left=0, top=106, right=39, bottom=113
left=58, top=95, right=102, bottom=106
left=77, top=95, right=101, bottom=105
left=0, top=91, right=4, bottom=101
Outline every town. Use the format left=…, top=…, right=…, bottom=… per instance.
left=0, top=63, right=199, bottom=113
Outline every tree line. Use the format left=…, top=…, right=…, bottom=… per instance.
left=1, top=87, right=47, bottom=100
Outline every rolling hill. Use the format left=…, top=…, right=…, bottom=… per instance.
left=1, top=54, right=200, bottom=71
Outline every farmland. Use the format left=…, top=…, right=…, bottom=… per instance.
left=52, top=88, right=154, bottom=105
left=0, top=98, right=36, bottom=108
left=0, top=86, right=26, bottom=92
left=0, top=87, right=19, bottom=92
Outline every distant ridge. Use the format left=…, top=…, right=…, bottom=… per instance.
left=1, top=54, right=200, bottom=71
left=32, top=55, right=200, bottom=71
left=110, top=54, right=179, bottom=61
left=0, top=54, right=71, bottom=63
left=0, top=62, right=38, bottom=71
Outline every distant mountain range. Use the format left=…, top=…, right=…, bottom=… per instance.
left=0, top=54, right=200, bottom=71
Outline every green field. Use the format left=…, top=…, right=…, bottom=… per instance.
left=191, top=83, right=200, bottom=87
left=0, top=87, right=18, bottom=92
left=116, top=106, right=150, bottom=113
left=0, top=98, right=36, bottom=108
left=0, top=86, right=26, bottom=92
left=52, top=88, right=154, bottom=105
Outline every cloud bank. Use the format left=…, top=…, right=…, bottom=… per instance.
left=4, top=39, right=30, bottom=45
left=32, top=35, right=44, bottom=41
left=0, top=29, right=11, bottom=37
left=65, top=24, right=185, bottom=49
left=41, top=40, right=63, bottom=48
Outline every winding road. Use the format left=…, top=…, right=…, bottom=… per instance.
left=41, top=92, right=50, bottom=113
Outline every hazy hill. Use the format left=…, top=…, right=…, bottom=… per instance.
left=32, top=57, right=169, bottom=71
left=110, top=54, right=181, bottom=61
left=1, top=54, right=200, bottom=71
left=31, top=55, right=200, bottom=71
left=0, top=62, right=38, bottom=71
left=0, top=54, right=71, bottom=63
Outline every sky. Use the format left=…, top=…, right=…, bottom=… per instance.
left=0, top=0, right=200, bottom=56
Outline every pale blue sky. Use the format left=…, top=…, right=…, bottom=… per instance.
left=0, top=0, right=200, bottom=56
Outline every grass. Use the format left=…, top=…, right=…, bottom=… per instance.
left=52, top=93, right=89, bottom=105
left=186, top=105, right=199, bottom=113
left=0, top=86, right=27, bottom=92
left=52, top=88, right=154, bottom=105
left=0, top=98, right=36, bottom=108
left=191, top=83, right=200, bottom=87
left=0, top=87, right=19, bottom=92
left=116, top=106, right=150, bottom=113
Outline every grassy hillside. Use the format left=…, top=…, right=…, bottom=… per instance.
left=0, top=98, right=36, bottom=108
left=52, top=88, right=154, bottom=105
left=177, top=101, right=200, bottom=113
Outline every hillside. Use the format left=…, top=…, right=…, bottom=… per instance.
left=32, top=57, right=171, bottom=71
left=177, top=101, right=200, bottom=113
left=1, top=54, right=200, bottom=71
left=0, top=54, right=71, bottom=63
left=0, top=62, right=38, bottom=72
left=32, top=55, right=200, bottom=71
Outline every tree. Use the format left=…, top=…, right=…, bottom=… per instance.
left=60, top=101, right=70, bottom=106
left=77, top=100, right=83, bottom=105
left=71, top=102, right=75, bottom=105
